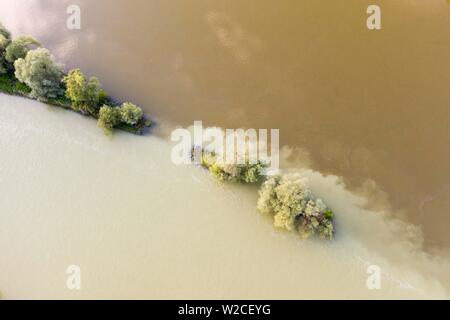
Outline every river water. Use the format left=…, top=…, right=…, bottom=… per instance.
left=0, top=0, right=449, bottom=298
left=1, top=94, right=449, bottom=299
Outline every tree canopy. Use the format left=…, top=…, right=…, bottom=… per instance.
left=5, top=36, right=41, bottom=64
left=119, top=102, right=143, bottom=125
left=98, top=105, right=121, bottom=135
left=257, top=173, right=334, bottom=239
left=0, top=23, right=11, bottom=74
left=14, top=48, right=64, bottom=101
left=64, top=68, right=103, bottom=114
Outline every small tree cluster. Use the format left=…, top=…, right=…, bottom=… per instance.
left=257, top=173, right=334, bottom=240
left=97, top=102, right=144, bottom=134
left=63, top=68, right=104, bottom=115
left=14, top=48, right=64, bottom=101
left=200, top=151, right=267, bottom=183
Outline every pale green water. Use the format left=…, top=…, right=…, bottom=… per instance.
left=0, top=94, right=449, bottom=299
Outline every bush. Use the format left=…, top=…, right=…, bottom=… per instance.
left=200, top=151, right=267, bottom=183
left=257, top=173, right=335, bottom=239
left=63, top=68, right=103, bottom=114
left=14, top=48, right=64, bottom=101
left=119, top=102, right=143, bottom=125
left=5, top=36, right=40, bottom=64
left=97, top=105, right=120, bottom=135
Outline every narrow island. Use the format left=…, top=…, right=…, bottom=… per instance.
left=0, top=22, right=151, bottom=135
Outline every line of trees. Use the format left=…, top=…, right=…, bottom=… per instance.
left=0, top=22, right=149, bottom=135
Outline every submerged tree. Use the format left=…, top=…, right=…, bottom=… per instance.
left=200, top=151, right=267, bottom=183
left=257, top=173, right=334, bottom=239
left=5, top=36, right=41, bottom=64
left=97, top=105, right=121, bottom=135
left=64, top=68, right=103, bottom=114
left=119, top=102, right=143, bottom=125
left=14, top=48, right=64, bottom=101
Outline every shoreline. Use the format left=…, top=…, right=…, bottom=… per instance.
left=0, top=73, right=152, bottom=135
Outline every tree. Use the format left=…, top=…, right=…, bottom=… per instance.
left=5, top=36, right=40, bottom=64
left=14, top=48, right=64, bottom=101
left=257, top=174, right=312, bottom=230
left=119, top=102, right=143, bottom=125
left=63, top=68, right=103, bottom=114
left=0, top=35, right=8, bottom=74
left=0, top=22, right=11, bottom=40
left=0, top=23, right=11, bottom=74
left=97, top=105, right=120, bottom=135
left=200, top=151, right=267, bottom=183
left=257, top=173, right=334, bottom=239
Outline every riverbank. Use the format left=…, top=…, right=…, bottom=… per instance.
left=0, top=73, right=151, bottom=135
left=1, top=93, right=448, bottom=299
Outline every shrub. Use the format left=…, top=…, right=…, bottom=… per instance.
left=119, top=102, right=143, bottom=125
left=97, top=105, right=120, bottom=135
left=63, top=68, right=103, bottom=114
left=5, top=36, right=40, bottom=64
left=14, top=48, right=64, bottom=101
left=257, top=173, right=335, bottom=239
left=200, top=151, right=267, bottom=183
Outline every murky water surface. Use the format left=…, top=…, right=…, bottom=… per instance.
left=0, top=0, right=449, bottom=298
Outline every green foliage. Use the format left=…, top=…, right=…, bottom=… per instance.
left=200, top=151, right=267, bottom=183
left=324, top=209, right=334, bottom=220
left=98, top=89, right=107, bottom=106
left=119, top=102, right=143, bottom=125
left=0, top=23, right=11, bottom=74
left=14, top=48, right=64, bottom=101
left=0, top=21, right=151, bottom=136
left=0, top=22, right=11, bottom=40
left=257, top=173, right=335, bottom=240
left=0, top=73, right=31, bottom=95
left=97, top=105, right=121, bottom=135
left=63, top=68, right=103, bottom=114
left=5, top=36, right=40, bottom=64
